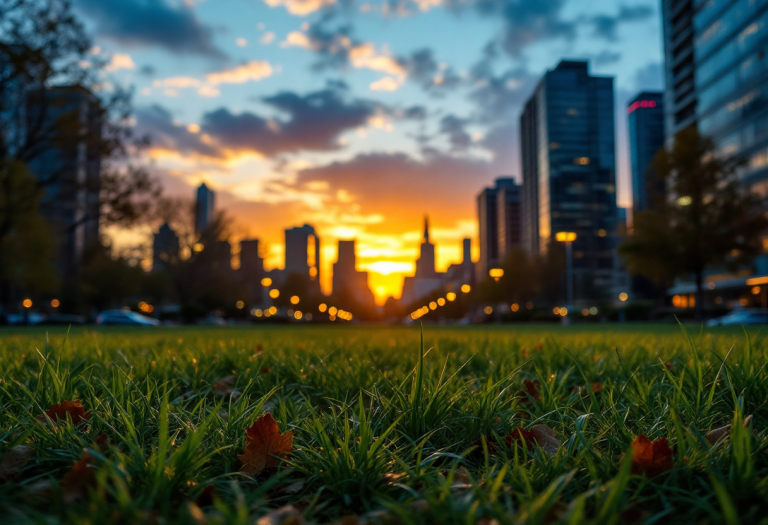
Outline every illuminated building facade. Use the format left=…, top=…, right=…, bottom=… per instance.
left=520, top=60, right=619, bottom=299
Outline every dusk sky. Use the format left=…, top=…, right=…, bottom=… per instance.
left=79, top=0, right=665, bottom=303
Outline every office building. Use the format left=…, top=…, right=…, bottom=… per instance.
left=239, top=239, right=266, bottom=305
left=332, top=240, right=374, bottom=307
left=661, top=0, right=697, bottom=141
left=401, top=217, right=445, bottom=305
left=477, top=177, right=520, bottom=281
left=284, top=224, right=320, bottom=286
left=628, top=92, right=665, bottom=214
left=25, top=86, right=101, bottom=275
left=152, top=222, right=180, bottom=272
left=195, top=183, right=215, bottom=233
left=519, top=60, right=619, bottom=299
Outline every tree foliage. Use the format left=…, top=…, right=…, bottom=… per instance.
left=620, top=126, right=768, bottom=316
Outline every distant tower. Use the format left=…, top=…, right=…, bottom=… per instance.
left=415, top=216, right=436, bottom=279
left=332, top=240, right=374, bottom=306
left=195, top=183, right=215, bottom=233
left=284, top=224, right=321, bottom=285
left=152, top=222, right=180, bottom=272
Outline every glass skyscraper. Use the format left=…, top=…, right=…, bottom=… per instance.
left=662, top=0, right=768, bottom=191
left=520, top=60, right=618, bottom=299
left=627, top=92, right=665, bottom=214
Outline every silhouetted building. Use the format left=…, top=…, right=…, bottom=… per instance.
left=211, top=240, right=232, bottom=273
left=284, top=224, right=320, bottom=287
left=240, top=239, right=265, bottom=305
left=26, top=86, right=101, bottom=275
left=195, top=183, right=215, bottom=233
left=477, top=177, right=520, bottom=281
left=152, top=223, right=179, bottom=272
left=628, top=92, right=665, bottom=214
left=401, top=217, right=445, bottom=305
left=446, top=238, right=475, bottom=288
left=520, top=60, right=619, bottom=300
left=332, top=240, right=374, bottom=307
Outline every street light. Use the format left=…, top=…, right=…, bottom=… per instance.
left=555, top=232, right=577, bottom=310
left=489, top=268, right=504, bottom=281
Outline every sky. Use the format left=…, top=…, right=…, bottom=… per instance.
left=77, top=0, right=665, bottom=304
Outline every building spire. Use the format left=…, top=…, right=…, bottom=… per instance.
left=423, top=215, right=430, bottom=243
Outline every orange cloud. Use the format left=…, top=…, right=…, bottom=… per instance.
left=263, top=0, right=335, bottom=15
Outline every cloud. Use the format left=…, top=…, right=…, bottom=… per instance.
left=261, top=32, right=276, bottom=45
left=296, top=151, right=495, bottom=231
left=590, top=5, right=655, bottom=41
left=440, top=115, right=472, bottom=151
left=262, top=0, right=336, bottom=15
left=207, top=61, right=274, bottom=85
left=370, top=76, right=402, bottom=91
left=136, top=87, right=381, bottom=160
left=152, top=61, right=274, bottom=97
left=632, top=61, right=664, bottom=91
left=105, top=53, right=136, bottom=72
left=202, top=88, right=376, bottom=156
left=397, top=48, right=463, bottom=94
left=73, top=0, right=224, bottom=58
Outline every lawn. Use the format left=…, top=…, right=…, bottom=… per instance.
left=0, top=324, right=766, bottom=524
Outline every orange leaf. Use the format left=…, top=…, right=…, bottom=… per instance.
left=238, top=413, right=293, bottom=476
left=60, top=433, right=110, bottom=503
left=630, top=435, right=673, bottom=477
left=39, top=401, right=91, bottom=425
left=506, top=426, right=537, bottom=449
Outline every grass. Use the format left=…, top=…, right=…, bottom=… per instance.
left=1, top=323, right=767, bottom=524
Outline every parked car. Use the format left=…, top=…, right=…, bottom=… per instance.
left=95, top=309, right=160, bottom=326
left=198, top=315, right=227, bottom=326
left=5, top=312, right=46, bottom=325
left=706, top=309, right=768, bottom=327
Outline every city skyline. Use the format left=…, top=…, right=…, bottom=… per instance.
left=77, top=0, right=665, bottom=303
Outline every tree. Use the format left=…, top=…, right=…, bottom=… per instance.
left=619, top=126, right=768, bottom=320
left=0, top=0, right=160, bottom=308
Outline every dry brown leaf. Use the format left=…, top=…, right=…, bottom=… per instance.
left=506, top=424, right=560, bottom=456
left=0, top=445, right=35, bottom=481
left=630, top=435, right=673, bottom=477
left=704, top=415, right=753, bottom=445
left=256, top=505, right=304, bottom=525
left=39, top=401, right=91, bottom=425
left=60, top=452, right=99, bottom=503
left=214, top=376, right=241, bottom=400
left=238, top=413, right=293, bottom=476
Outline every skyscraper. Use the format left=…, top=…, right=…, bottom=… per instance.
left=332, top=240, right=374, bottom=306
left=152, top=223, right=180, bottom=272
left=284, top=224, right=320, bottom=285
left=195, top=183, right=215, bottom=233
left=477, top=177, right=519, bottom=281
left=520, top=60, right=618, bottom=299
left=662, top=0, right=768, bottom=191
left=628, top=92, right=665, bottom=214
left=25, top=86, right=102, bottom=274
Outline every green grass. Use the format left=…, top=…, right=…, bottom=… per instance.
left=1, top=324, right=768, bottom=524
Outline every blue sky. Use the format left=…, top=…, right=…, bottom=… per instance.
left=79, top=0, right=665, bottom=301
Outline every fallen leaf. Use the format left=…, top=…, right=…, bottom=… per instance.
left=214, top=376, right=241, bottom=400
left=569, top=382, right=604, bottom=397
left=256, top=505, right=304, bottom=525
left=0, top=445, right=35, bottom=481
left=238, top=413, right=293, bottom=476
left=60, top=452, right=98, bottom=503
left=704, top=415, right=753, bottom=445
left=630, top=435, right=673, bottom=477
left=506, top=424, right=560, bottom=456
left=514, top=380, right=541, bottom=405
left=39, top=401, right=91, bottom=425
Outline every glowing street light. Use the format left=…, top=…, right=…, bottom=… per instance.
left=555, top=232, right=577, bottom=310
left=437, top=298, right=446, bottom=306
left=261, top=277, right=273, bottom=287
left=50, top=299, right=60, bottom=308
left=446, top=292, right=456, bottom=302
left=236, top=301, right=245, bottom=309
left=489, top=268, right=504, bottom=281
left=461, top=284, right=471, bottom=293
left=429, top=301, right=437, bottom=310
left=318, top=303, right=327, bottom=312
left=22, top=299, right=32, bottom=308
left=269, top=289, right=280, bottom=299
left=193, top=243, right=204, bottom=252
left=290, top=295, right=300, bottom=305
left=619, top=292, right=629, bottom=302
